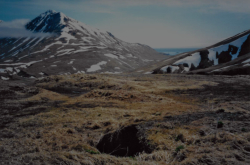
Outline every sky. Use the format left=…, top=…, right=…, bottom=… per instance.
left=1, top=0, right=250, bottom=48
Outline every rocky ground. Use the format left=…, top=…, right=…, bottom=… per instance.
left=1, top=73, right=250, bottom=165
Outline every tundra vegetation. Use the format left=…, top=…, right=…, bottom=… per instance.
left=1, top=73, right=250, bottom=165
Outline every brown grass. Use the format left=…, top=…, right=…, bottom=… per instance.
left=1, top=73, right=250, bottom=164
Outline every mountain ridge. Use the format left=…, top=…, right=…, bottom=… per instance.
left=143, top=29, right=250, bottom=75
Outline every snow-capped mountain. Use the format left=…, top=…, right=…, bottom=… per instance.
left=0, top=10, right=165, bottom=79
left=149, top=29, right=250, bottom=75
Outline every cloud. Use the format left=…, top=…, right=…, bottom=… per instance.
left=0, top=0, right=117, bottom=15
left=91, top=0, right=250, bottom=14
left=0, top=19, right=55, bottom=38
left=3, top=0, right=250, bottom=17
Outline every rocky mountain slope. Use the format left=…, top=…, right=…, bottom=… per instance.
left=149, top=29, right=250, bottom=75
left=0, top=10, right=165, bottom=80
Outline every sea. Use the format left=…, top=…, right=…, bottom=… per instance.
left=154, top=48, right=199, bottom=56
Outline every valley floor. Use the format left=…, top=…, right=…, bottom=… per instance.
left=1, top=73, right=250, bottom=165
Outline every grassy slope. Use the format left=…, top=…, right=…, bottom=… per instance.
left=1, top=73, right=250, bottom=164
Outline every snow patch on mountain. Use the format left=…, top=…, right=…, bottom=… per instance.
left=1, top=76, right=9, bottom=80
left=104, top=71, right=122, bottom=74
left=243, top=63, right=250, bottom=67
left=144, top=71, right=153, bottom=74
left=9, top=37, right=30, bottom=53
left=174, top=52, right=201, bottom=68
left=210, top=34, right=249, bottom=60
left=0, top=69, right=5, bottom=73
left=32, top=41, right=63, bottom=54
left=161, top=65, right=179, bottom=73
left=57, top=49, right=74, bottom=57
left=87, top=61, right=107, bottom=72
left=104, top=53, right=118, bottom=59
left=207, top=49, right=219, bottom=65
left=56, top=27, right=76, bottom=44
left=0, top=60, right=42, bottom=66
left=242, top=58, right=250, bottom=64
left=31, top=37, right=44, bottom=48
left=211, top=65, right=237, bottom=72
left=4, top=60, right=13, bottom=63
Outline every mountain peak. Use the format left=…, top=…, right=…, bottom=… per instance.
left=26, top=10, right=66, bottom=33
left=43, top=9, right=57, bottom=15
left=38, top=9, right=58, bottom=18
left=25, top=10, right=103, bottom=35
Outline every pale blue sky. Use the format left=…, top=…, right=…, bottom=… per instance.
left=1, top=0, right=250, bottom=48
